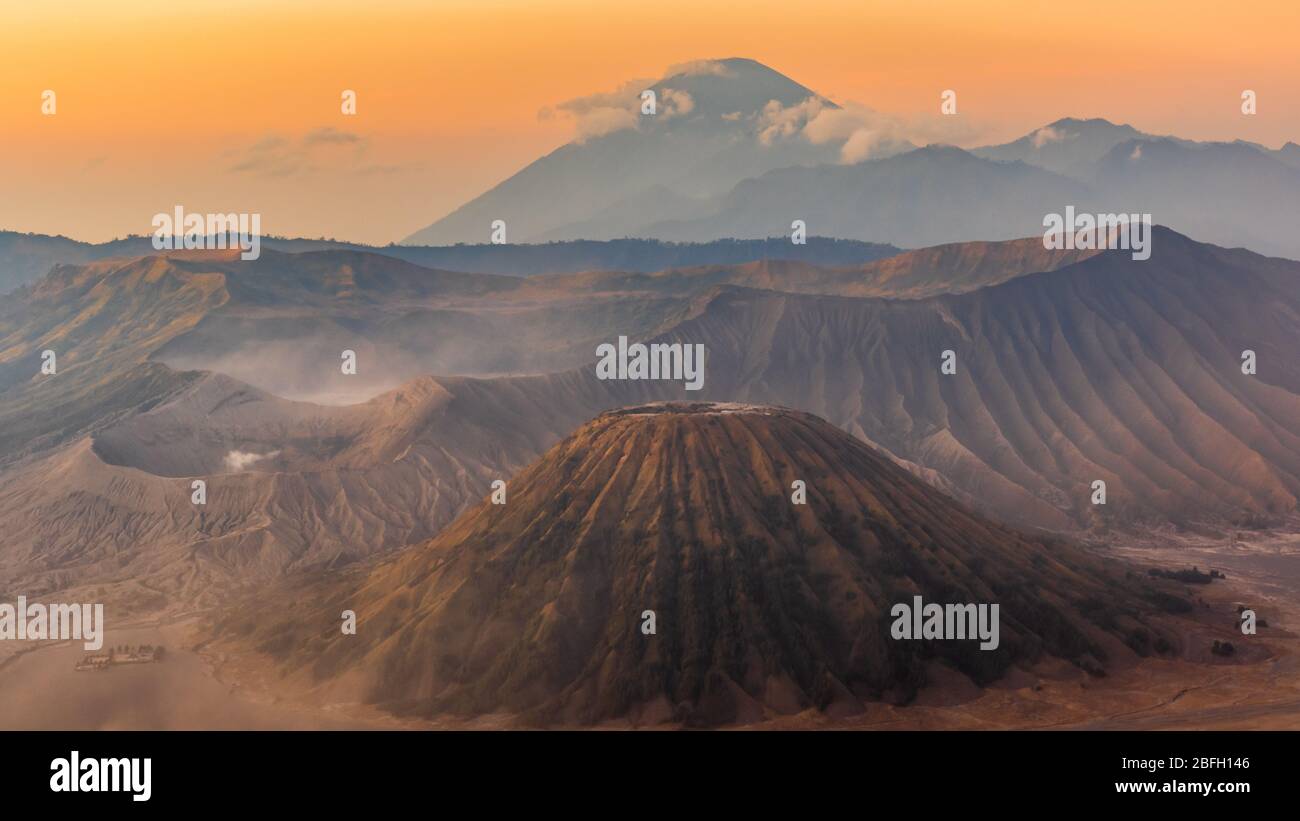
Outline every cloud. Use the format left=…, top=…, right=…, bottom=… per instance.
left=303, top=126, right=365, bottom=147
left=229, top=136, right=303, bottom=177
left=758, top=98, right=900, bottom=162
left=663, top=59, right=734, bottom=78
left=757, top=97, right=827, bottom=145
left=756, top=97, right=990, bottom=163
left=1130, top=144, right=1143, bottom=160
left=1031, top=126, right=1069, bottom=148
left=569, top=106, right=639, bottom=141
left=541, top=77, right=647, bottom=142
left=542, top=78, right=694, bottom=142
left=659, top=88, right=694, bottom=118
left=807, top=104, right=908, bottom=163
left=539, top=59, right=990, bottom=153
left=223, top=449, right=279, bottom=472
left=840, top=129, right=887, bottom=164
left=802, top=103, right=881, bottom=144
left=229, top=129, right=371, bottom=177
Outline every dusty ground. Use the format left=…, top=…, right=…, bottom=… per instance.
left=0, top=618, right=411, bottom=729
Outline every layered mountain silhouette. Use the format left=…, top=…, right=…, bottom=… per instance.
left=659, top=229, right=1300, bottom=528
left=974, top=117, right=1300, bottom=180
left=647, top=145, right=1091, bottom=246
left=1089, top=137, right=1300, bottom=257
left=1, top=238, right=1076, bottom=415
left=420, top=228, right=1299, bottom=531
left=650, top=137, right=1300, bottom=255
left=972, top=117, right=1151, bottom=178
left=0, top=230, right=899, bottom=296
left=2, top=229, right=1295, bottom=613
left=399, top=58, right=1300, bottom=257
left=219, top=403, right=1180, bottom=726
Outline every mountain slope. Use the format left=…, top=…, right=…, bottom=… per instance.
left=0, top=254, right=230, bottom=462
left=220, top=403, right=1180, bottom=726
left=0, top=249, right=686, bottom=405
left=1276, top=142, right=1300, bottom=170
left=645, top=145, right=1093, bottom=246
left=402, top=58, right=901, bottom=245
left=655, top=230, right=1300, bottom=528
left=0, top=369, right=629, bottom=612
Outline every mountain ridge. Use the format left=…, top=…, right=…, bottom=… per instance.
left=2, top=229, right=1295, bottom=614
left=0, top=230, right=903, bottom=296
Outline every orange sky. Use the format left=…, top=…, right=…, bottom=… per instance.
left=2, top=0, right=1297, bottom=244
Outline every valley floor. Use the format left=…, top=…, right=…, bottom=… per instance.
left=0, top=619, right=409, bottom=730
left=1, top=528, right=1297, bottom=731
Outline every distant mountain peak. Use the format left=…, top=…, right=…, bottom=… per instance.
left=651, top=57, right=835, bottom=114
left=403, top=58, right=850, bottom=246
left=1043, top=116, right=1135, bottom=131
left=912, top=143, right=972, bottom=156
left=972, top=117, right=1151, bottom=179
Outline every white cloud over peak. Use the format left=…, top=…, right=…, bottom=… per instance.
left=757, top=96, right=991, bottom=163
left=542, top=79, right=695, bottom=142
left=664, top=59, right=735, bottom=78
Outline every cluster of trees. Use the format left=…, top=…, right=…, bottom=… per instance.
left=1147, top=566, right=1224, bottom=584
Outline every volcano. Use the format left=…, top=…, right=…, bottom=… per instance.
left=224, top=403, right=1182, bottom=727
left=401, top=58, right=891, bottom=246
